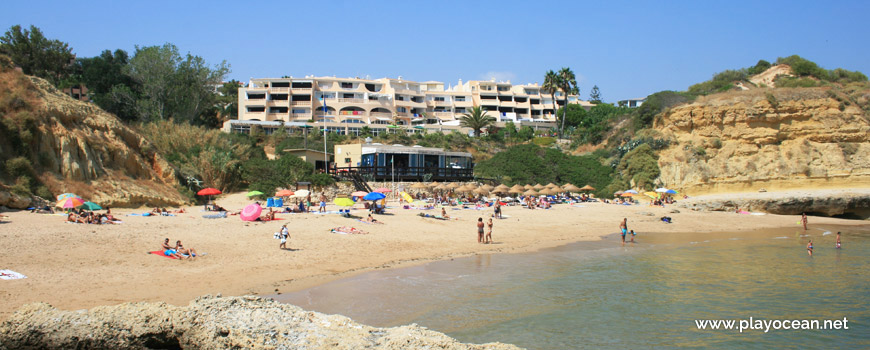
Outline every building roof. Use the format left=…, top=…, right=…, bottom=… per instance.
left=358, top=144, right=471, bottom=158
left=283, top=148, right=333, bottom=156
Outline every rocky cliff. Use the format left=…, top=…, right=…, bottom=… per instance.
left=654, top=88, right=870, bottom=194
left=0, top=295, right=521, bottom=350
left=0, top=61, right=187, bottom=208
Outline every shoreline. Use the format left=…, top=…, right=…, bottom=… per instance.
left=1, top=191, right=868, bottom=321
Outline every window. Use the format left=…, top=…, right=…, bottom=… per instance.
left=434, top=97, right=445, bottom=102
left=341, top=82, right=353, bottom=89
left=455, top=96, right=466, bottom=102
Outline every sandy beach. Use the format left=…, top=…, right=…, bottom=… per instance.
left=0, top=192, right=865, bottom=321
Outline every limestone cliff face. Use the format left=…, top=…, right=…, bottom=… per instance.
left=655, top=88, right=870, bottom=194
left=0, top=74, right=187, bottom=208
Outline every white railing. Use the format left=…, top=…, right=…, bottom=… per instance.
left=270, top=87, right=289, bottom=92
left=337, top=98, right=365, bottom=103
left=291, top=101, right=311, bottom=106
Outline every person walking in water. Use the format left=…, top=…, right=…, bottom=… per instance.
left=807, top=240, right=814, bottom=256
left=477, top=217, right=485, bottom=243
left=619, top=218, right=628, bottom=245
left=801, top=213, right=808, bottom=230
left=836, top=232, right=842, bottom=249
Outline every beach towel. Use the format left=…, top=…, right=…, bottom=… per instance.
left=148, top=250, right=177, bottom=259
left=0, top=269, right=27, bottom=280
left=128, top=213, right=152, bottom=216
left=331, top=227, right=368, bottom=234
left=203, top=212, right=228, bottom=219
left=356, top=219, right=383, bottom=225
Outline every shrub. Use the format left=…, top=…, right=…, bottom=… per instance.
left=532, top=137, right=555, bottom=146
left=766, top=92, right=778, bottom=108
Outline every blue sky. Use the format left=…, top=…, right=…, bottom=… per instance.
left=3, top=0, right=868, bottom=101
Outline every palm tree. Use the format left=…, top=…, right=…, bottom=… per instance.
left=557, top=67, right=578, bottom=140
left=460, top=106, right=496, bottom=137
left=542, top=70, right=560, bottom=124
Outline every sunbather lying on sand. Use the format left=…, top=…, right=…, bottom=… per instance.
left=175, top=240, right=199, bottom=258
left=331, top=226, right=368, bottom=234
left=161, top=238, right=185, bottom=259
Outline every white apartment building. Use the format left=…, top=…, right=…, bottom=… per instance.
left=224, top=75, right=591, bottom=136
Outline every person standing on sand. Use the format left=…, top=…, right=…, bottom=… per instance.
left=306, top=193, right=312, bottom=212
left=477, top=217, right=485, bottom=243
left=319, top=193, right=327, bottom=213
left=486, top=218, right=493, bottom=244
left=278, top=224, right=290, bottom=250
left=620, top=218, right=628, bottom=245
left=801, top=213, right=808, bottom=230
left=836, top=232, right=841, bottom=249
left=807, top=240, right=814, bottom=256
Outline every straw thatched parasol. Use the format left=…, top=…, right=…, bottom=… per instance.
left=465, top=183, right=479, bottom=190
left=579, top=185, right=595, bottom=191
left=473, top=187, right=490, bottom=195
left=523, top=189, right=539, bottom=196
left=545, top=182, right=558, bottom=188
left=427, top=181, right=439, bottom=188
left=509, top=185, right=525, bottom=194
left=563, top=184, right=583, bottom=192
left=434, top=184, right=449, bottom=191
left=446, top=183, right=460, bottom=189
left=455, top=185, right=472, bottom=193
left=538, top=187, right=557, bottom=196
left=533, top=184, right=545, bottom=190
left=523, top=184, right=533, bottom=190
left=411, top=182, right=428, bottom=189
left=480, top=184, right=495, bottom=191
left=494, top=184, right=509, bottom=191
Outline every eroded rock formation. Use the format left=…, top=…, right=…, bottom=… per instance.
left=655, top=88, right=870, bottom=194
left=0, top=295, right=521, bottom=350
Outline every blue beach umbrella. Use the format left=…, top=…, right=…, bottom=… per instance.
left=363, top=192, right=386, bottom=201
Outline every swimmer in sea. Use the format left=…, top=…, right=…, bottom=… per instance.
left=836, top=232, right=841, bottom=249
left=807, top=240, right=813, bottom=256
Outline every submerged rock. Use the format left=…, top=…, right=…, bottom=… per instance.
left=0, top=295, right=522, bottom=350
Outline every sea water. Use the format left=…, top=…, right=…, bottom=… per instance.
left=275, top=225, right=870, bottom=349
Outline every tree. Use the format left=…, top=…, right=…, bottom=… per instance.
left=76, top=49, right=139, bottom=121
left=460, top=106, right=496, bottom=137
left=542, top=70, right=560, bottom=122
left=557, top=67, right=578, bottom=140
left=503, top=121, right=517, bottom=145
left=126, top=43, right=229, bottom=124
left=216, top=80, right=241, bottom=121
left=589, top=85, right=602, bottom=103
left=0, top=25, right=74, bottom=86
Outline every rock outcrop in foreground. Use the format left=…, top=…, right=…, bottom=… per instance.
left=0, top=295, right=521, bottom=350
left=678, top=189, right=870, bottom=219
left=655, top=88, right=870, bottom=194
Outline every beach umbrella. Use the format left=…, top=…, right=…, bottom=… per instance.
left=77, top=201, right=102, bottom=211
left=363, top=192, right=386, bottom=201
left=434, top=184, right=448, bottom=191
left=465, top=183, right=479, bottom=190
left=474, top=188, right=490, bottom=196
left=454, top=185, right=472, bottom=193
left=374, top=187, right=392, bottom=193
left=276, top=189, right=295, bottom=197
left=446, top=183, right=460, bottom=189
left=522, top=184, right=532, bottom=190
left=293, top=189, right=311, bottom=198
left=494, top=184, right=509, bottom=191
left=579, top=185, right=595, bottom=191
left=492, top=187, right=509, bottom=194
left=533, top=184, right=545, bottom=190
left=426, top=181, right=439, bottom=188
left=563, top=184, right=583, bottom=192
left=644, top=192, right=660, bottom=199
left=411, top=182, right=428, bottom=189
left=351, top=191, right=368, bottom=197
left=523, top=189, right=539, bottom=196
left=539, top=187, right=558, bottom=196
left=240, top=203, right=262, bottom=221
left=333, top=198, right=355, bottom=207
left=480, top=184, right=495, bottom=191
left=58, top=197, right=84, bottom=208
left=624, top=189, right=639, bottom=194
left=197, top=188, right=222, bottom=196
left=545, top=182, right=558, bottom=188
left=620, top=192, right=636, bottom=197
left=654, top=188, right=670, bottom=193
left=666, top=189, right=679, bottom=194
left=56, top=193, right=80, bottom=201
left=246, top=190, right=265, bottom=197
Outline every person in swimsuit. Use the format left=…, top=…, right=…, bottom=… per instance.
left=620, top=218, right=628, bottom=245
left=319, top=193, right=327, bottom=213
left=801, top=213, right=808, bottom=230
left=162, top=238, right=184, bottom=259
left=836, top=232, right=841, bottom=249
left=441, top=207, right=449, bottom=219
left=630, top=230, right=636, bottom=243
left=486, top=218, right=493, bottom=244
left=807, top=240, right=814, bottom=256
left=477, top=217, right=485, bottom=243
left=175, top=240, right=198, bottom=259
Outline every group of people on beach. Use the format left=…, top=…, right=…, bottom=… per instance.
left=619, top=218, right=636, bottom=245
left=476, top=217, right=493, bottom=244
left=161, top=237, right=198, bottom=259
left=803, top=213, right=843, bottom=256
left=67, top=210, right=118, bottom=225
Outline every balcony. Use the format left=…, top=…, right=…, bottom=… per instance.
left=337, top=98, right=366, bottom=104
left=427, top=100, right=452, bottom=106
left=291, top=87, right=313, bottom=94
left=291, top=101, right=312, bottom=106
left=269, top=87, right=289, bottom=92
left=266, top=100, right=288, bottom=106
left=243, top=111, right=265, bottom=120
left=370, top=112, right=393, bottom=118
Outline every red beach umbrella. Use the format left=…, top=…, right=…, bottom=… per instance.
left=275, top=189, right=295, bottom=197
left=197, top=188, right=222, bottom=196
left=374, top=187, right=392, bottom=193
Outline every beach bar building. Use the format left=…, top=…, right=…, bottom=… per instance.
left=331, top=143, right=473, bottom=181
